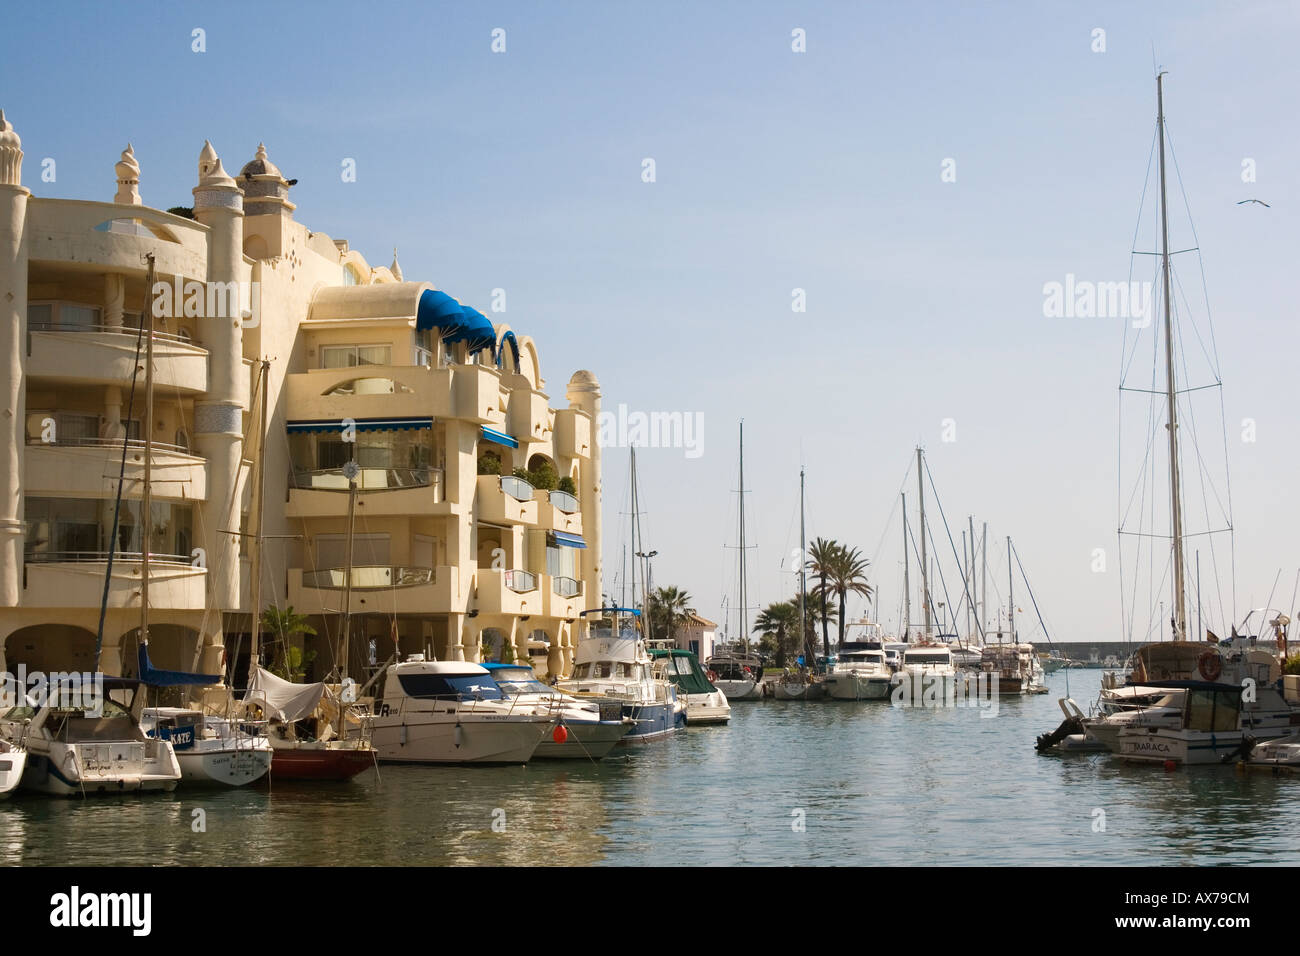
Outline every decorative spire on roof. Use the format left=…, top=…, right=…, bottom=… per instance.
left=114, top=143, right=141, bottom=205
left=390, top=248, right=403, bottom=281
left=0, top=109, right=23, bottom=187
left=196, top=140, right=235, bottom=188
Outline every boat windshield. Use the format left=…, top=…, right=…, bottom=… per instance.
left=396, top=673, right=504, bottom=702
left=904, top=653, right=951, bottom=665
left=570, top=662, right=640, bottom=680
left=496, top=678, right=557, bottom=697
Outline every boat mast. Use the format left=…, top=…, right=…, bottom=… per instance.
left=916, top=447, right=931, bottom=639
left=1006, top=536, right=1015, bottom=645
left=139, top=253, right=157, bottom=663
left=629, top=448, right=638, bottom=613
left=798, top=467, right=807, bottom=664
left=968, top=515, right=977, bottom=643
left=738, top=421, right=748, bottom=647
left=980, top=521, right=987, bottom=640
left=901, top=492, right=911, bottom=640
left=338, top=457, right=359, bottom=682
left=249, top=359, right=269, bottom=680
left=1157, top=72, right=1188, bottom=641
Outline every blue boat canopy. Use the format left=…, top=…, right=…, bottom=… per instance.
left=137, top=644, right=220, bottom=688
left=287, top=417, right=433, bottom=434
left=481, top=425, right=518, bottom=448
left=552, top=531, right=587, bottom=549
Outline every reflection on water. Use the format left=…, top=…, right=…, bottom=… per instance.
left=2, top=671, right=1297, bottom=866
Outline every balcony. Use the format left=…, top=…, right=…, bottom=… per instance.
left=22, top=552, right=206, bottom=610
left=283, top=364, right=453, bottom=424
left=475, top=568, right=542, bottom=617
left=476, top=475, right=537, bottom=526
left=535, top=489, right=583, bottom=536
left=453, top=364, right=502, bottom=424
left=286, top=467, right=446, bottom=519
left=26, top=198, right=210, bottom=281
left=546, top=575, right=585, bottom=618
left=553, top=408, right=593, bottom=459
left=506, top=386, right=551, bottom=444
left=25, top=439, right=208, bottom=501
left=27, top=324, right=209, bottom=394
left=287, top=565, right=460, bottom=616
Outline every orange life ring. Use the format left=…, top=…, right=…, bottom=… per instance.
left=707, top=669, right=719, bottom=682
left=1198, top=652, right=1222, bottom=682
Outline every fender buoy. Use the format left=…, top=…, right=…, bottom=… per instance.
left=552, top=724, right=568, bottom=744
left=1198, top=652, right=1222, bottom=682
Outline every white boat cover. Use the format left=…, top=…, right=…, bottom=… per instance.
left=242, top=667, right=329, bottom=723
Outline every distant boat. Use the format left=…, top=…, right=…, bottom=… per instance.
left=648, top=644, right=730, bottom=724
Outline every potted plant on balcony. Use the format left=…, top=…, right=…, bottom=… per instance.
left=477, top=451, right=501, bottom=475
left=261, top=604, right=318, bottom=681
left=557, top=475, right=577, bottom=495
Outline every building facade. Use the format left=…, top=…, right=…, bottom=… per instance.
left=0, top=112, right=602, bottom=686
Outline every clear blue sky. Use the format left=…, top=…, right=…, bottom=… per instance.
left=6, top=1, right=1298, bottom=644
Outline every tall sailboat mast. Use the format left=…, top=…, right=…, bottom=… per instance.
left=916, top=447, right=931, bottom=639
left=1156, top=72, right=1188, bottom=641
left=139, top=254, right=157, bottom=660
left=1007, top=536, right=1015, bottom=645
left=249, top=359, right=270, bottom=680
left=738, top=421, right=748, bottom=646
left=798, top=468, right=807, bottom=663
left=902, top=492, right=911, bottom=640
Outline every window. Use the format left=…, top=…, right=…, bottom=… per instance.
left=396, top=673, right=503, bottom=701
left=27, top=302, right=100, bottom=331
left=320, top=344, right=390, bottom=369
left=24, top=498, right=192, bottom=559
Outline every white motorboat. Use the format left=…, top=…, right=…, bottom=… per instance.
left=1, top=677, right=181, bottom=796
left=557, top=608, right=686, bottom=742
left=706, top=650, right=765, bottom=700
left=371, top=657, right=553, bottom=764
left=823, top=632, right=893, bottom=701
left=649, top=645, right=730, bottom=724
left=482, top=663, right=633, bottom=758
left=893, top=643, right=958, bottom=698
left=141, top=707, right=273, bottom=787
left=0, top=739, right=26, bottom=798
left=1116, top=682, right=1252, bottom=765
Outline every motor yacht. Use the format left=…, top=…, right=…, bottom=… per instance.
left=482, top=662, right=633, bottom=758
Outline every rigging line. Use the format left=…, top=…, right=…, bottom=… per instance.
left=1170, top=259, right=1221, bottom=384
left=1009, top=541, right=1056, bottom=650
left=1119, top=528, right=1232, bottom=540
left=920, top=458, right=986, bottom=643
left=1121, top=123, right=1161, bottom=383
left=1119, top=382, right=1224, bottom=396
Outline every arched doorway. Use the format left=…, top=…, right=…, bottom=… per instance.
left=4, top=624, right=97, bottom=674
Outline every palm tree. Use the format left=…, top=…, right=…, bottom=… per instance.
left=648, top=586, right=691, bottom=645
left=829, top=546, right=874, bottom=645
left=753, top=600, right=799, bottom=668
left=806, top=538, right=841, bottom=659
left=799, top=590, right=838, bottom=666
left=260, top=604, right=317, bottom=679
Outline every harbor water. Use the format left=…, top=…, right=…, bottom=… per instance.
left=3, top=670, right=1294, bottom=866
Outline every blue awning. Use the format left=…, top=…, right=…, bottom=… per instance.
left=481, top=426, right=518, bottom=448
left=552, top=531, right=587, bottom=549
left=496, top=330, right=520, bottom=370
left=137, top=644, right=220, bottom=688
left=416, top=289, right=466, bottom=334
left=449, top=305, right=496, bottom=356
left=287, top=417, right=433, bottom=434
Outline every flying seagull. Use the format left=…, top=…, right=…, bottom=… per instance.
left=1237, top=199, right=1271, bottom=207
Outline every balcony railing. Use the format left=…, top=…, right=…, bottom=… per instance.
left=499, top=476, right=535, bottom=502
left=27, top=321, right=196, bottom=347
left=26, top=436, right=192, bottom=455
left=24, top=550, right=193, bottom=566
left=548, top=490, right=579, bottom=514
left=301, top=566, right=436, bottom=589
left=551, top=575, right=583, bottom=598
left=290, top=466, right=438, bottom=492
left=504, top=570, right=538, bottom=593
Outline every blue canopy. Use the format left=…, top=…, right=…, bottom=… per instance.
left=496, top=330, right=520, bottom=370
left=481, top=426, right=518, bottom=448
left=137, top=643, right=220, bottom=688
left=287, top=416, right=433, bottom=434
left=552, top=531, right=587, bottom=549
left=450, top=305, right=496, bottom=356
left=416, top=289, right=466, bottom=334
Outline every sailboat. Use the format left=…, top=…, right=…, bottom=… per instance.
left=773, top=468, right=826, bottom=700
left=708, top=422, right=764, bottom=701
left=238, top=360, right=376, bottom=781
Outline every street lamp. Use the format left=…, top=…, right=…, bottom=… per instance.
left=636, top=550, right=658, bottom=639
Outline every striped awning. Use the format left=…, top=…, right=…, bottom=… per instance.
left=287, top=417, right=433, bottom=434
left=480, top=425, right=518, bottom=448
left=552, top=531, right=587, bottom=549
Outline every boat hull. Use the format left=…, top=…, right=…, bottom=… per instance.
left=372, top=715, right=549, bottom=764
left=0, top=748, right=26, bottom=798
left=533, top=720, right=631, bottom=759
left=824, top=675, right=892, bottom=700
left=177, top=746, right=273, bottom=787
left=713, top=678, right=762, bottom=700
left=619, top=701, right=686, bottom=743
left=21, top=752, right=179, bottom=796
left=269, top=745, right=375, bottom=781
